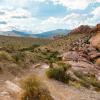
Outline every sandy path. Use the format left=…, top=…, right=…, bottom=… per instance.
left=30, top=64, right=100, bottom=100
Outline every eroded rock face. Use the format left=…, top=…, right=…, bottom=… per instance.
left=90, top=32, right=100, bottom=50
left=96, top=58, right=100, bottom=66
left=89, top=24, right=100, bottom=50
left=70, top=25, right=92, bottom=34
left=62, top=51, right=88, bottom=62
left=62, top=27, right=100, bottom=81
left=96, top=24, right=100, bottom=32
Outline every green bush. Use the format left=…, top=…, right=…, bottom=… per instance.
left=46, top=63, right=71, bottom=83
left=57, top=62, right=71, bottom=71
left=20, top=75, right=53, bottom=100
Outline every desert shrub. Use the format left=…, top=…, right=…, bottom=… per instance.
left=0, top=51, right=12, bottom=61
left=74, top=71, right=100, bottom=90
left=57, top=62, right=71, bottom=71
left=90, top=79, right=100, bottom=91
left=20, top=44, right=40, bottom=52
left=20, top=75, right=53, bottom=100
left=12, top=52, right=25, bottom=63
left=73, top=71, right=85, bottom=80
left=79, top=80, right=90, bottom=88
left=46, top=63, right=71, bottom=83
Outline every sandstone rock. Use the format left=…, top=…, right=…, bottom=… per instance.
left=70, top=25, right=92, bottom=34
left=5, top=81, right=22, bottom=94
left=90, top=32, right=100, bottom=50
left=0, top=91, right=10, bottom=97
left=67, top=70, right=81, bottom=82
left=63, top=51, right=79, bottom=61
left=89, top=52, right=100, bottom=59
left=96, top=58, right=100, bottom=66
left=96, top=24, right=100, bottom=32
left=63, top=51, right=88, bottom=62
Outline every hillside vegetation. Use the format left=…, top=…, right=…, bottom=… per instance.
left=0, top=35, right=53, bottom=51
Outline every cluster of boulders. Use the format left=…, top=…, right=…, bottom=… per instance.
left=89, top=24, right=100, bottom=66
left=62, top=24, right=100, bottom=81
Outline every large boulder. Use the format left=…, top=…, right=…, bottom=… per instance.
left=96, top=58, right=100, bottom=66
left=62, top=51, right=88, bottom=62
left=90, top=32, right=100, bottom=50
left=89, top=24, right=100, bottom=50
left=89, top=52, right=100, bottom=59
left=96, top=24, right=100, bottom=32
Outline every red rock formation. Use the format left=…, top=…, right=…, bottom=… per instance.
left=96, top=24, right=100, bottom=32
left=70, top=25, right=92, bottom=34
left=89, top=24, right=100, bottom=50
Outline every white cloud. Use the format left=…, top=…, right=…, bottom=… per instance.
left=51, top=0, right=100, bottom=9
left=0, top=8, right=32, bottom=20
left=0, top=0, right=99, bottom=33
left=35, top=10, right=99, bottom=32
left=0, top=7, right=40, bottom=32
left=86, top=6, right=100, bottom=25
left=92, top=6, right=100, bottom=17
left=42, top=14, right=87, bottom=29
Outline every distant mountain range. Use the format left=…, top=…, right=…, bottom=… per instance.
left=0, top=29, right=71, bottom=38
left=34, top=29, right=70, bottom=38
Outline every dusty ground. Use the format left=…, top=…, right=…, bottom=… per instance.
left=0, top=64, right=100, bottom=100
left=29, top=64, right=100, bottom=100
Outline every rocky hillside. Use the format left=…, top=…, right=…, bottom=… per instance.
left=62, top=24, right=100, bottom=70
left=70, top=25, right=92, bottom=34
left=45, top=24, right=99, bottom=52
left=43, top=23, right=100, bottom=87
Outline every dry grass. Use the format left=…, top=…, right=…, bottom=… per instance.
left=0, top=35, right=52, bottom=51
left=20, top=74, right=53, bottom=100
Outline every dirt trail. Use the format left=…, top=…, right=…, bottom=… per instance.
left=0, top=64, right=100, bottom=100
left=30, top=64, right=100, bottom=100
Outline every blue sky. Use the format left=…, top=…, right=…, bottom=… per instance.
left=0, top=0, right=100, bottom=34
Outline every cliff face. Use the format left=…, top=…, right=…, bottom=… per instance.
left=90, top=24, right=100, bottom=50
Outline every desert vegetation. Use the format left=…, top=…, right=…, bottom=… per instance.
left=0, top=35, right=54, bottom=76
left=73, top=71, right=100, bottom=91
left=46, top=62, right=71, bottom=83
left=0, top=35, right=52, bottom=51
left=20, top=75, right=53, bottom=100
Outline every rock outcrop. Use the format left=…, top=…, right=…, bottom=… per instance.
left=90, top=32, right=100, bottom=50
left=70, top=25, right=92, bottom=34
left=63, top=24, right=100, bottom=81
left=89, top=24, right=100, bottom=50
